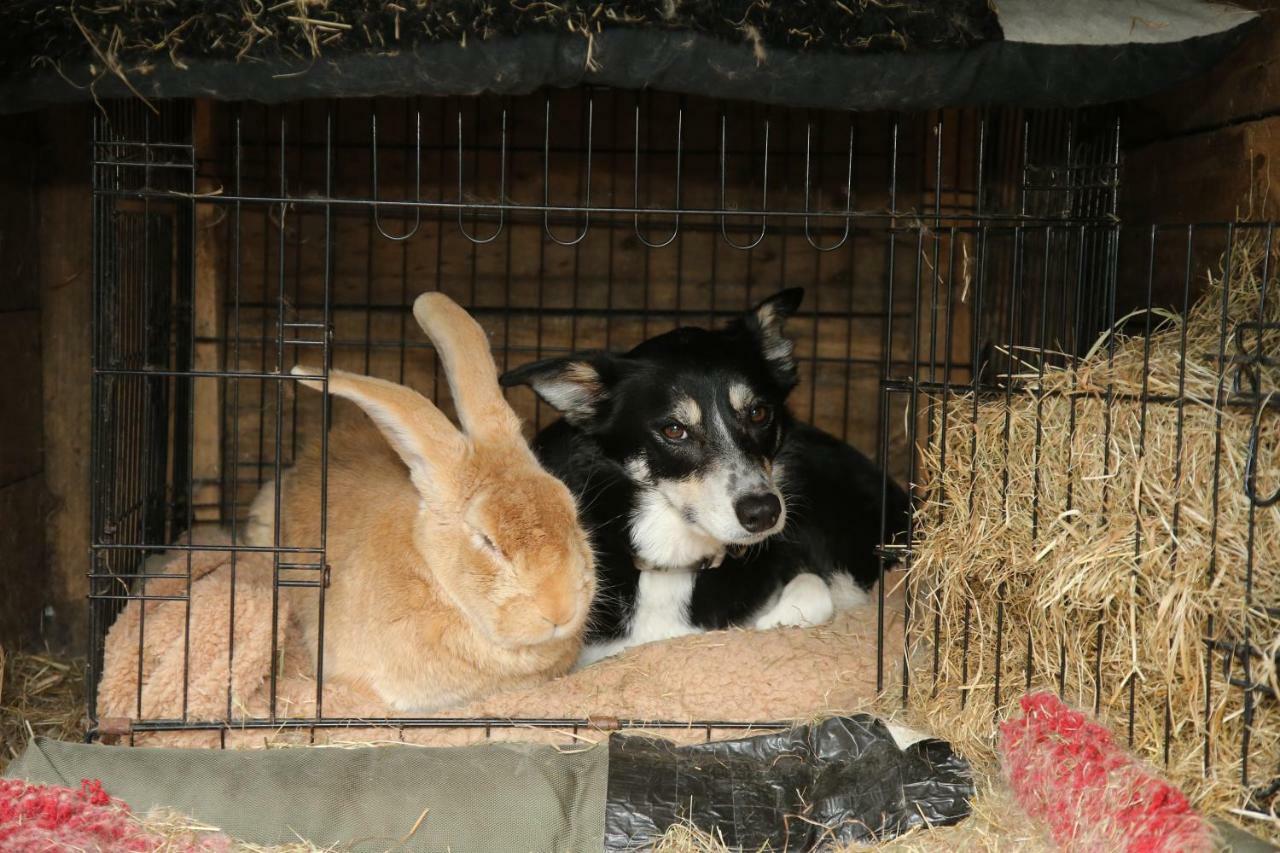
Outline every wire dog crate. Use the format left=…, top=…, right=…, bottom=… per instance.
left=87, top=89, right=1277, bottom=812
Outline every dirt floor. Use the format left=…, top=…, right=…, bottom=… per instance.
left=1, top=645, right=1053, bottom=851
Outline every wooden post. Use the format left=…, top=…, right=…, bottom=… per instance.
left=191, top=100, right=225, bottom=523
left=0, top=110, right=46, bottom=648
left=39, top=104, right=94, bottom=650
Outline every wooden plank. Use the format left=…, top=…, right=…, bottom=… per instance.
left=224, top=89, right=927, bottom=323
left=0, top=477, right=47, bottom=648
left=1120, top=115, right=1280, bottom=309
left=1123, top=115, right=1280, bottom=225
left=1126, top=1, right=1280, bottom=142
left=0, top=121, right=39, bottom=313
left=0, top=113, right=45, bottom=648
left=192, top=101, right=226, bottom=522
left=39, top=105, right=93, bottom=650
left=0, top=311, right=43, bottom=486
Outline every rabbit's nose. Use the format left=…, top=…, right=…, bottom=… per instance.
left=540, top=601, right=578, bottom=631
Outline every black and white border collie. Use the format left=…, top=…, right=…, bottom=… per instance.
left=500, top=288, right=911, bottom=665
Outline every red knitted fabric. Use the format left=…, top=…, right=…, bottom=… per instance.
left=1000, top=692, right=1212, bottom=853
left=0, top=777, right=226, bottom=852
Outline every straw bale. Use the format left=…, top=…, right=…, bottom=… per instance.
left=906, top=231, right=1280, bottom=840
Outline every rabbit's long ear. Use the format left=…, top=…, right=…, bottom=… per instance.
left=412, top=292, right=525, bottom=445
left=292, top=366, right=465, bottom=496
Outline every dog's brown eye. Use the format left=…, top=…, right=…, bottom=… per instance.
left=748, top=404, right=772, bottom=425
left=661, top=422, right=687, bottom=441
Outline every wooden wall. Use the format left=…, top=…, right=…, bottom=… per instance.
left=0, top=106, right=94, bottom=652
left=32, top=108, right=94, bottom=650
left=1, top=92, right=1111, bottom=647
left=1120, top=0, right=1280, bottom=308
left=38, top=108, right=95, bottom=652
left=204, top=95, right=980, bottom=525
left=7, top=93, right=988, bottom=650
left=22, top=18, right=1278, bottom=649
left=0, top=117, right=47, bottom=650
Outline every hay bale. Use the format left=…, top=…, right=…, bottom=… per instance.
left=908, top=231, right=1280, bottom=839
left=0, top=647, right=88, bottom=773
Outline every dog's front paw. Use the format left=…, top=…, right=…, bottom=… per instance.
left=753, top=573, right=835, bottom=630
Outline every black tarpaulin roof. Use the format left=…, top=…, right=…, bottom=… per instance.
left=0, top=0, right=1258, bottom=114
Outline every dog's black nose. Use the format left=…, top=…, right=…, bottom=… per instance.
left=734, top=493, right=781, bottom=533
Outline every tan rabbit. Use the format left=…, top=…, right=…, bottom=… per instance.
left=245, top=292, right=595, bottom=712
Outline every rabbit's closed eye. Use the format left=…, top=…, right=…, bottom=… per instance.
left=469, top=526, right=504, bottom=559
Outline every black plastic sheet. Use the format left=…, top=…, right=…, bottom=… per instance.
left=604, top=715, right=975, bottom=850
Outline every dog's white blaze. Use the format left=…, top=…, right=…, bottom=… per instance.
left=753, top=573, right=835, bottom=630
left=828, top=572, right=869, bottom=610
left=676, top=405, right=781, bottom=543
left=630, top=488, right=723, bottom=569
left=708, top=402, right=733, bottom=445
left=577, top=570, right=699, bottom=666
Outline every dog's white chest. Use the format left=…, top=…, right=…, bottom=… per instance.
left=577, top=570, right=699, bottom=667
left=628, top=490, right=722, bottom=569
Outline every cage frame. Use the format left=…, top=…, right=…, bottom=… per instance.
left=84, top=89, right=1275, bottom=812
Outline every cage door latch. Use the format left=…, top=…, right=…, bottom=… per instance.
left=96, top=717, right=133, bottom=744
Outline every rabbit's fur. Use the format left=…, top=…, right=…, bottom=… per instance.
left=245, top=292, right=595, bottom=712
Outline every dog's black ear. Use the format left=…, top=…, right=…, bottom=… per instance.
left=500, top=353, right=619, bottom=426
left=742, top=288, right=803, bottom=389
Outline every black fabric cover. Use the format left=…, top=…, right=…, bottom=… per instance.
left=0, top=0, right=1000, bottom=75
left=0, top=3, right=1258, bottom=114
left=603, top=715, right=975, bottom=850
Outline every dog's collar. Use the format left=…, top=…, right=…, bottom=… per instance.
left=635, top=544, right=748, bottom=573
